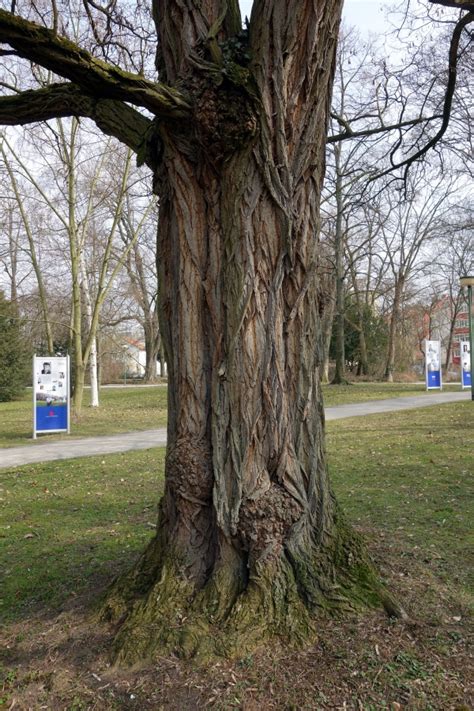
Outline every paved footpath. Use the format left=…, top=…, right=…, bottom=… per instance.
left=0, top=391, right=470, bottom=470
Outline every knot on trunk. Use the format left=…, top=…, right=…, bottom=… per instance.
left=194, top=83, right=257, bottom=162
left=166, top=437, right=213, bottom=504
left=237, top=483, right=302, bottom=563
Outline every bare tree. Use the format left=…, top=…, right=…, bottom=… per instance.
left=117, top=186, right=161, bottom=382
left=430, top=209, right=474, bottom=369
left=1, top=139, right=55, bottom=353
left=380, top=169, right=458, bottom=381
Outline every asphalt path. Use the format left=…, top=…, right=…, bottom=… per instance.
left=0, top=390, right=470, bottom=470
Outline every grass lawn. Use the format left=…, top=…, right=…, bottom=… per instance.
left=0, top=381, right=463, bottom=448
left=0, top=402, right=472, bottom=709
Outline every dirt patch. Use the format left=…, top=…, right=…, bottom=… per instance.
left=1, top=530, right=472, bottom=710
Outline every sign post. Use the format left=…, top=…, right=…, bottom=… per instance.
left=460, top=340, right=471, bottom=390
left=425, top=339, right=442, bottom=390
left=33, top=355, right=70, bottom=438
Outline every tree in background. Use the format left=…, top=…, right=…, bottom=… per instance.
left=116, top=187, right=161, bottom=382
left=336, top=295, right=389, bottom=377
left=380, top=169, right=457, bottom=381
left=0, top=290, right=30, bottom=401
left=1, top=122, right=151, bottom=414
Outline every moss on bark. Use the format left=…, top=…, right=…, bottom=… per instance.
left=100, top=505, right=403, bottom=667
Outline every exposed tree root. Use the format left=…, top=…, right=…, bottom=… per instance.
left=100, top=509, right=405, bottom=667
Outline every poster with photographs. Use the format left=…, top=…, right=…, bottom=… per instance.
left=460, top=341, right=471, bottom=389
left=425, top=340, right=442, bottom=390
left=33, top=355, right=70, bottom=436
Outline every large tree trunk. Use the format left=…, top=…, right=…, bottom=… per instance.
left=102, top=0, right=400, bottom=664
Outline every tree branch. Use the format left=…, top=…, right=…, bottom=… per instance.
left=429, top=0, right=474, bottom=10
left=0, top=83, right=154, bottom=157
left=373, top=10, right=474, bottom=181
left=327, top=113, right=443, bottom=143
left=0, top=9, right=191, bottom=117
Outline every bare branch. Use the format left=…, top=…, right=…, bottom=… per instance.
left=327, top=113, right=443, bottom=144
left=0, top=83, right=154, bottom=158
left=373, top=10, right=474, bottom=181
left=0, top=9, right=191, bottom=117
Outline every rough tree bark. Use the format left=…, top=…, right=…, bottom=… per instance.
left=101, top=0, right=401, bottom=663
left=0, top=0, right=403, bottom=664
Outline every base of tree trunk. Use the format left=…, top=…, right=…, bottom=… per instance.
left=330, top=376, right=351, bottom=386
left=100, top=509, right=404, bottom=666
left=143, top=375, right=160, bottom=384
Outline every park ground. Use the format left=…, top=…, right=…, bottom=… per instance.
left=0, top=386, right=472, bottom=709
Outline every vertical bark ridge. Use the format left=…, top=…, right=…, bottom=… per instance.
left=157, top=130, right=221, bottom=585
left=250, top=0, right=341, bottom=177
left=152, top=0, right=242, bottom=82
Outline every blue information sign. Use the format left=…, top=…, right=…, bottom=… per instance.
left=427, top=370, right=441, bottom=388
left=461, top=341, right=471, bottom=389
left=425, top=340, right=442, bottom=390
left=33, top=355, right=70, bottom=438
left=36, top=404, right=68, bottom=431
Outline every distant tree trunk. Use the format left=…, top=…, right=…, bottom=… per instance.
left=384, top=276, right=405, bottom=382
left=444, top=291, right=463, bottom=371
left=356, top=331, right=369, bottom=376
left=351, top=270, right=369, bottom=376
left=331, top=143, right=347, bottom=385
left=321, top=279, right=336, bottom=383
left=103, top=0, right=400, bottom=664
left=143, top=314, right=160, bottom=383
left=70, top=231, right=86, bottom=414
left=122, top=227, right=161, bottom=383
left=5, top=208, right=18, bottom=306
left=80, top=252, right=100, bottom=406
left=89, top=339, right=99, bottom=406
left=157, top=341, right=167, bottom=377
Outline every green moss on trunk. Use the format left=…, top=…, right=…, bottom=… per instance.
left=101, top=507, right=403, bottom=667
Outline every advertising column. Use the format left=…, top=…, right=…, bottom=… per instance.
left=460, top=341, right=471, bottom=389
left=33, top=355, right=70, bottom=438
left=425, top=340, right=442, bottom=390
